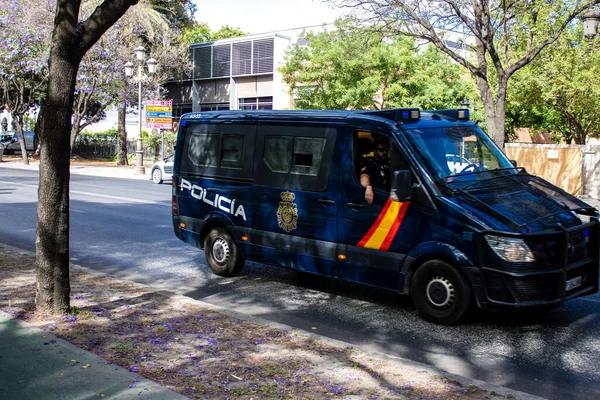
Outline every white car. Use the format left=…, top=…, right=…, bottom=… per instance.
left=446, top=154, right=472, bottom=174
left=150, top=153, right=174, bottom=184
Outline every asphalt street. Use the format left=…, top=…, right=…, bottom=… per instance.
left=1, top=167, right=599, bottom=400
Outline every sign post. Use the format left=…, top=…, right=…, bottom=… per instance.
left=145, top=100, right=173, bottom=159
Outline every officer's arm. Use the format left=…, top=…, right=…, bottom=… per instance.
left=360, top=173, right=374, bottom=204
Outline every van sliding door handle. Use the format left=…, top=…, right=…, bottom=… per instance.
left=319, top=199, right=335, bottom=206
left=346, top=202, right=364, bottom=209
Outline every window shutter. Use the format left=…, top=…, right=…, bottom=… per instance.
left=212, top=44, right=231, bottom=77
left=194, top=47, right=212, bottom=79
left=232, top=42, right=252, bottom=76
left=253, top=39, right=274, bottom=74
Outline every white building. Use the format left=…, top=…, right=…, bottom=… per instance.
left=165, top=30, right=310, bottom=120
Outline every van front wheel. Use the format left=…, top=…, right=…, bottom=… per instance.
left=411, top=260, right=472, bottom=325
left=204, top=227, right=244, bottom=277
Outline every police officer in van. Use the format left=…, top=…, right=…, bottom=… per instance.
left=361, top=136, right=390, bottom=204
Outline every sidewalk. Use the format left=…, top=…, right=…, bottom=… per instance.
left=0, top=311, right=188, bottom=400
left=0, top=156, right=151, bottom=180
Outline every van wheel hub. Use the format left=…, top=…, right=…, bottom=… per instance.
left=426, top=276, right=455, bottom=308
left=212, top=238, right=229, bottom=264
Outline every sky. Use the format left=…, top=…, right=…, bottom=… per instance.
left=192, top=0, right=347, bottom=35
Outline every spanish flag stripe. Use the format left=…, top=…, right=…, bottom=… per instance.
left=362, top=201, right=403, bottom=249
left=380, top=202, right=409, bottom=251
left=357, top=198, right=392, bottom=247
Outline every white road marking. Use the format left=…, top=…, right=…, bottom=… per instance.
left=0, top=180, right=168, bottom=206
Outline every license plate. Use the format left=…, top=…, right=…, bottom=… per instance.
left=566, top=276, right=583, bottom=291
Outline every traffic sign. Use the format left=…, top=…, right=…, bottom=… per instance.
left=146, top=123, right=172, bottom=129
left=146, top=99, right=172, bottom=106
left=145, top=99, right=173, bottom=130
left=146, top=117, right=172, bottom=124
left=146, top=105, right=172, bottom=112
left=146, top=111, right=172, bottom=117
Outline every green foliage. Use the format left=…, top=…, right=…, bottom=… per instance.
left=79, top=129, right=119, bottom=140
left=281, top=19, right=476, bottom=111
left=183, top=22, right=247, bottom=44
left=507, top=26, right=600, bottom=144
left=211, top=25, right=247, bottom=41
left=143, top=130, right=177, bottom=158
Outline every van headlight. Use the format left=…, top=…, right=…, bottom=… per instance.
left=484, top=235, right=535, bottom=262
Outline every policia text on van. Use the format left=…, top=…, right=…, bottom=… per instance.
left=171, top=108, right=599, bottom=325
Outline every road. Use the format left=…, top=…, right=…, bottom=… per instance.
left=1, top=167, right=599, bottom=400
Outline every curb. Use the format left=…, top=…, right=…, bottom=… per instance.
left=2, top=243, right=547, bottom=400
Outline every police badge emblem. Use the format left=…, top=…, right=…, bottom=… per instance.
left=277, top=191, right=298, bottom=232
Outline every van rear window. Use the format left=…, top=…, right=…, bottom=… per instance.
left=180, top=122, right=255, bottom=180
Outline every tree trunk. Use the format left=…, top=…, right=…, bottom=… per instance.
left=476, top=75, right=508, bottom=150
left=117, top=103, right=128, bottom=165
left=35, top=0, right=139, bottom=316
left=35, top=45, right=78, bottom=315
left=70, top=114, right=81, bottom=149
left=12, top=115, right=30, bottom=165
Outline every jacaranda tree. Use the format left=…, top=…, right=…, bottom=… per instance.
left=35, top=0, right=141, bottom=315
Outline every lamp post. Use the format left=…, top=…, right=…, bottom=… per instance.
left=125, top=46, right=157, bottom=175
left=583, top=8, right=600, bottom=38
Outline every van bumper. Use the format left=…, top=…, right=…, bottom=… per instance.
left=473, top=221, right=600, bottom=310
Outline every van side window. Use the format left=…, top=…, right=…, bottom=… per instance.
left=264, top=136, right=292, bottom=172
left=221, top=135, right=244, bottom=169
left=291, top=137, right=325, bottom=176
left=255, top=125, right=337, bottom=191
left=180, top=122, right=255, bottom=180
left=189, top=134, right=219, bottom=167
left=263, top=136, right=326, bottom=175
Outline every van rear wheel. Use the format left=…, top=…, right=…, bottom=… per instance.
left=204, top=227, right=244, bottom=277
left=411, top=260, right=472, bottom=325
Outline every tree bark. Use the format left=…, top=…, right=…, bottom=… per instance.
left=36, top=41, right=77, bottom=315
left=35, top=0, right=139, bottom=316
left=117, top=102, right=128, bottom=165
left=12, top=115, right=30, bottom=165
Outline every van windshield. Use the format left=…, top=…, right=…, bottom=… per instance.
left=402, top=125, right=516, bottom=184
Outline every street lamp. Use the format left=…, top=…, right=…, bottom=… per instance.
left=582, top=8, right=600, bottom=38
left=125, top=46, right=157, bottom=175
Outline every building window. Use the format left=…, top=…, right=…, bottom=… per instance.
left=173, top=104, right=193, bottom=118
left=239, top=97, right=273, bottom=110
left=199, top=103, right=230, bottom=112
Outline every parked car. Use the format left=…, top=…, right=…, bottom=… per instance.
left=2, top=131, right=36, bottom=155
left=150, top=153, right=174, bottom=184
left=446, top=153, right=472, bottom=174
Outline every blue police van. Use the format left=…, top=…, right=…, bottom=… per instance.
left=171, top=108, right=599, bottom=324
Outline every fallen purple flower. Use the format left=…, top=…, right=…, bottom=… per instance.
left=63, top=315, right=77, bottom=322
left=130, top=366, right=139, bottom=372
left=327, top=386, right=343, bottom=394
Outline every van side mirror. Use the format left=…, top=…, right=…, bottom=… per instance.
left=510, top=159, right=518, bottom=167
left=391, top=170, right=413, bottom=202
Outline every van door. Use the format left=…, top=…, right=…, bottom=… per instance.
left=338, top=127, right=416, bottom=290
left=250, top=122, right=340, bottom=277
